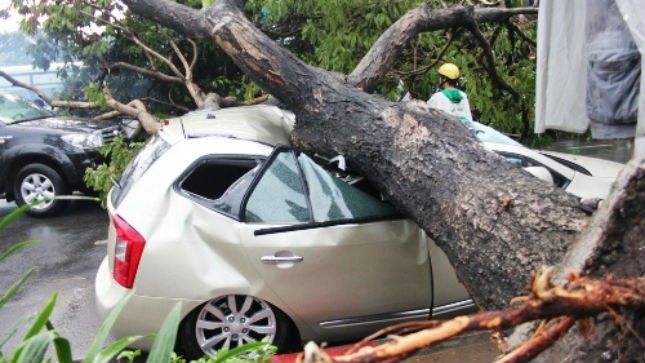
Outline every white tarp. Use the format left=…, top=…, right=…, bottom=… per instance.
left=535, top=0, right=644, bottom=157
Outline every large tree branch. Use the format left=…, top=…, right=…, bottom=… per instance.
left=0, top=70, right=100, bottom=109
left=101, top=86, right=160, bottom=134
left=347, top=5, right=538, bottom=92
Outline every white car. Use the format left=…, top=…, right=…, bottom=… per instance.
left=94, top=108, right=621, bottom=360
left=95, top=105, right=473, bottom=360
left=463, top=119, right=624, bottom=200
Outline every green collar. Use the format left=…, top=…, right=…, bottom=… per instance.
left=441, top=89, right=463, bottom=103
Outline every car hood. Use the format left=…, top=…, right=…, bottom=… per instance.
left=14, top=115, right=119, bottom=133
left=539, top=150, right=625, bottom=179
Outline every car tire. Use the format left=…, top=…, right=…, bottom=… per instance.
left=13, top=163, right=69, bottom=217
left=176, top=295, right=298, bottom=360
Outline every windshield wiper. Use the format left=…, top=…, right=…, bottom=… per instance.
left=10, top=115, right=52, bottom=124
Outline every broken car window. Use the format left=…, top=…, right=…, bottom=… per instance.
left=297, top=153, right=398, bottom=222
left=245, top=150, right=309, bottom=224
left=180, top=158, right=264, bottom=218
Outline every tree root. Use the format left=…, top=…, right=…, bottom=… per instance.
left=296, top=267, right=645, bottom=363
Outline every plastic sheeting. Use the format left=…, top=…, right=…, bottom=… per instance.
left=586, top=0, right=640, bottom=139
left=535, top=0, right=588, bottom=134
left=535, top=0, right=644, bottom=156
left=616, top=0, right=645, bottom=156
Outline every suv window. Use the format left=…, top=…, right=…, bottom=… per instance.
left=244, top=149, right=398, bottom=224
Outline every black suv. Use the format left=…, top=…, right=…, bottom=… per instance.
left=0, top=92, right=122, bottom=217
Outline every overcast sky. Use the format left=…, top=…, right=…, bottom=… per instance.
left=0, top=0, right=20, bottom=33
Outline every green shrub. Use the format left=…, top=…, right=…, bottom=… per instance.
left=84, top=135, right=145, bottom=207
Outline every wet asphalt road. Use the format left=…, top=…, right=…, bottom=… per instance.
left=0, top=199, right=109, bottom=360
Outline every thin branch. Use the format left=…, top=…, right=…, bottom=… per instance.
left=464, top=15, right=519, bottom=99
left=162, top=30, right=192, bottom=79
left=188, top=38, right=199, bottom=71
left=505, top=22, right=537, bottom=47
left=101, top=61, right=184, bottom=84
left=391, top=32, right=454, bottom=79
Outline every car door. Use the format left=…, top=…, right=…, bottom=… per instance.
left=238, top=147, right=432, bottom=340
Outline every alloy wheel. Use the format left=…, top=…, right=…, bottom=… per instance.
left=195, top=295, right=277, bottom=355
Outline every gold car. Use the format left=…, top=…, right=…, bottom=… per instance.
left=94, top=105, right=473, bottom=360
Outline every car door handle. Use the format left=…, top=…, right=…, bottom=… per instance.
left=260, top=255, right=304, bottom=264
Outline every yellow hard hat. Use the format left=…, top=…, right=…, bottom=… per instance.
left=438, top=63, right=460, bottom=80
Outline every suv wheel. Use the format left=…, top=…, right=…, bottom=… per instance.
left=176, top=295, right=297, bottom=360
left=13, top=163, right=69, bottom=217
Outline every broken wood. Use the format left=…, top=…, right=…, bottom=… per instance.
left=296, top=268, right=645, bottom=363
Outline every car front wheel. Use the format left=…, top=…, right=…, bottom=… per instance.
left=13, top=163, right=69, bottom=217
left=176, top=295, right=297, bottom=360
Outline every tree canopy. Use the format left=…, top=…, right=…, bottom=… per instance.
left=5, top=0, right=539, bottom=141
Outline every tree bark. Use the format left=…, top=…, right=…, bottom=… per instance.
left=121, top=0, right=643, bottom=360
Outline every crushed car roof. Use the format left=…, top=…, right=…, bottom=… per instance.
left=159, top=105, right=296, bottom=146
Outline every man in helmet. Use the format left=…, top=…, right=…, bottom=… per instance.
left=427, top=63, right=473, bottom=120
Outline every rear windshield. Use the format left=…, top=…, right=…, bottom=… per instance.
left=111, top=134, right=171, bottom=207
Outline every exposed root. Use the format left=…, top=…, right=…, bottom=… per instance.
left=495, top=316, right=575, bottom=363
left=297, top=268, right=645, bottom=363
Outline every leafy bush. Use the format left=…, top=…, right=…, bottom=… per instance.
left=84, top=135, right=145, bottom=206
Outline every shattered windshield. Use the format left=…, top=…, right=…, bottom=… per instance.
left=461, top=119, right=522, bottom=146
left=0, top=92, right=54, bottom=124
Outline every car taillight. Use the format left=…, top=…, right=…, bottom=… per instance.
left=112, top=214, right=145, bottom=288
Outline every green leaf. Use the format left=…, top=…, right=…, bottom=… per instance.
left=90, top=336, right=147, bottom=363
left=82, top=291, right=134, bottom=363
left=213, top=341, right=273, bottom=363
left=11, top=331, right=53, bottom=363
left=0, top=267, right=36, bottom=309
left=0, top=204, right=33, bottom=232
left=52, top=336, right=74, bottom=363
left=0, top=241, right=38, bottom=263
left=22, top=293, right=58, bottom=341
left=0, top=315, right=33, bottom=353
left=145, top=303, right=181, bottom=363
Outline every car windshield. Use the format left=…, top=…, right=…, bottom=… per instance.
left=461, top=119, right=522, bottom=146
left=0, top=93, right=55, bottom=124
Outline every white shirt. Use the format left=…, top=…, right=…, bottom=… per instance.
left=427, top=89, right=473, bottom=120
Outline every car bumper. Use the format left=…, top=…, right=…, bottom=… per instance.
left=94, top=256, right=187, bottom=350
left=65, top=149, right=104, bottom=184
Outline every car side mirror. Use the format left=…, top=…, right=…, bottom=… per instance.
left=524, top=166, right=554, bottom=185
